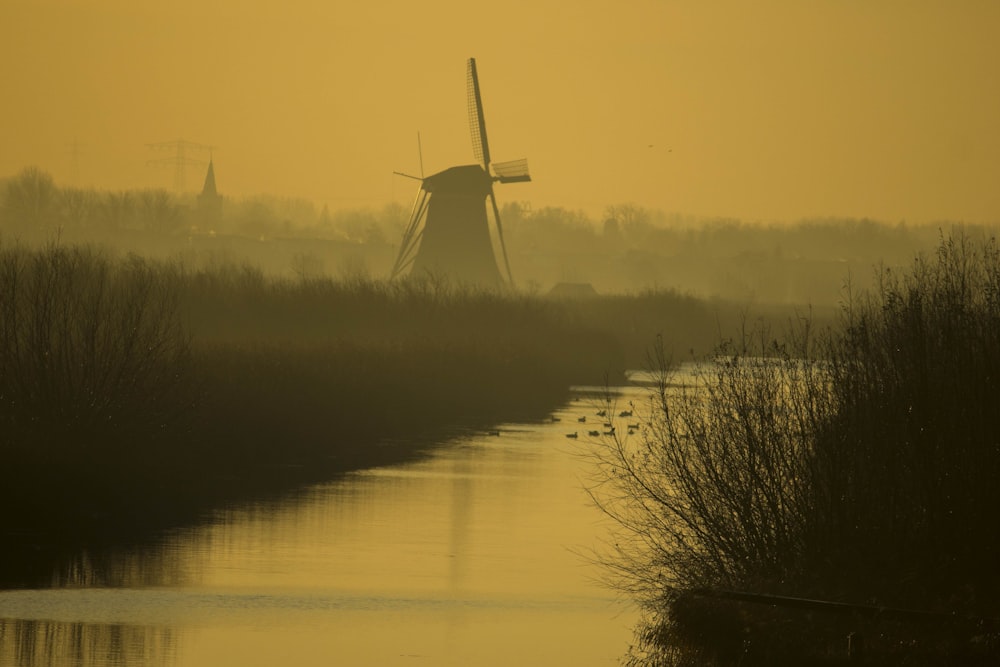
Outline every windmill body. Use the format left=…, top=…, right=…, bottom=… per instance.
left=392, top=59, right=530, bottom=287
left=410, top=164, right=503, bottom=285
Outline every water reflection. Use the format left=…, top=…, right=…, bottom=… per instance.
left=447, top=458, right=474, bottom=593
left=0, top=617, right=174, bottom=667
left=55, top=544, right=193, bottom=590
left=1, top=387, right=641, bottom=666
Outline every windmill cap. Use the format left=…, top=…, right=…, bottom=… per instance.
left=422, top=165, right=492, bottom=194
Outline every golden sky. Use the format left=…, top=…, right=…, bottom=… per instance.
left=2, top=0, right=998, bottom=223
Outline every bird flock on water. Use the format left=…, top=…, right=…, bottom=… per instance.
left=483, top=403, right=641, bottom=440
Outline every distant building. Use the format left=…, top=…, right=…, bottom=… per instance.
left=197, top=158, right=222, bottom=226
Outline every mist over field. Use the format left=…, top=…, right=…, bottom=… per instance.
left=2, top=165, right=985, bottom=310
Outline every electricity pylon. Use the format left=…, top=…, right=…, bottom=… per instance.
left=146, top=139, right=214, bottom=192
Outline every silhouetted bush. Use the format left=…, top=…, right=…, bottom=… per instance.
left=0, top=243, right=191, bottom=455
left=591, top=329, right=826, bottom=665
left=593, top=232, right=1000, bottom=665
left=806, top=233, right=1000, bottom=612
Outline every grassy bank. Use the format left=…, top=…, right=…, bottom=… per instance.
left=593, top=233, right=1000, bottom=665
left=0, top=243, right=623, bottom=586
left=0, top=240, right=836, bottom=588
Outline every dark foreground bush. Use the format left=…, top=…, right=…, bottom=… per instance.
left=593, top=232, right=1000, bottom=665
left=0, top=243, right=191, bottom=456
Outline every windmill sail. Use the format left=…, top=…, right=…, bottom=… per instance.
left=492, top=158, right=531, bottom=183
left=467, top=59, right=491, bottom=169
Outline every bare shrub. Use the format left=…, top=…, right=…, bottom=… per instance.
left=589, top=328, right=828, bottom=664
left=0, top=243, right=190, bottom=452
left=592, top=231, right=1000, bottom=664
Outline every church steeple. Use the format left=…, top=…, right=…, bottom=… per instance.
left=197, top=157, right=222, bottom=225
left=201, top=157, right=218, bottom=198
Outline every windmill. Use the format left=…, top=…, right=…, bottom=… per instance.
left=391, top=58, right=530, bottom=286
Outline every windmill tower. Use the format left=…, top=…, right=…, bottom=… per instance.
left=391, top=58, right=530, bottom=286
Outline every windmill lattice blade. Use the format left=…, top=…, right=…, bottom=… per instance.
left=489, top=188, right=514, bottom=285
left=417, top=131, right=424, bottom=178
left=467, top=58, right=491, bottom=169
left=391, top=188, right=430, bottom=280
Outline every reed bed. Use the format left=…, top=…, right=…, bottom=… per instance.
left=0, top=243, right=623, bottom=585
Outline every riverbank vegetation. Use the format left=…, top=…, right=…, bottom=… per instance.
left=0, top=232, right=830, bottom=587
left=593, top=232, right=1000, bottom=665
left=0, top=241, right=628, bottom=585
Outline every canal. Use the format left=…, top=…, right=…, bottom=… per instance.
left=0, top=383, right=645, bottom=666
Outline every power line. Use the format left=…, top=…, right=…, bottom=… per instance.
left=146, top=138, right=214, bottom=192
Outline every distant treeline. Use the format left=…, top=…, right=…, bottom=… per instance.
left=0, top=166, right=405, bottom=243
left=4, top=166, right=996, bottom=306
left=501, top=203, right=994, bottom=305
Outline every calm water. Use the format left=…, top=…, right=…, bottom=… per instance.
left=0, top=383, right=648, bottom=666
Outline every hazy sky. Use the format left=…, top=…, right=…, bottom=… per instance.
left=3, top=1, right=998, bottom=223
